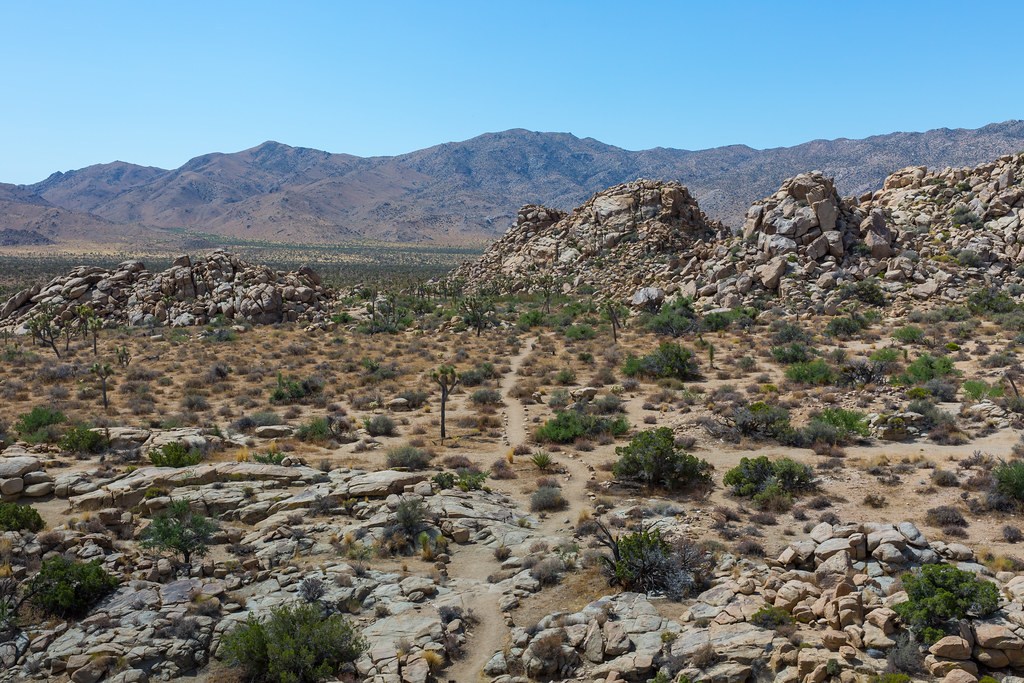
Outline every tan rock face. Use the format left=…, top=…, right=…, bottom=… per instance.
left=0, top=249, right=333, bottom=329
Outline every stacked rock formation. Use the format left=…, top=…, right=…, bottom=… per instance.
left=0, top=249, right=332, bottom=329
left=451, top=179, right=729, bottom=300
left=455, top=151, right=1024, bottom=315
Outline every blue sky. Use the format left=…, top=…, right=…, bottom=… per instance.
left=1, top=0, right=1021, bottom=184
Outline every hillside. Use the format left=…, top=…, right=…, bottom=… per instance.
left=14, top=122, right=1024, bottom=245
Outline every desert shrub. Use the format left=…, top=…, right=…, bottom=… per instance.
left=612, top=427, right=712, bottom=491
left=296, top=417, right=332, bottom=443
left=386, top=446, right=433, bottom=470
left=530, top=557, right=565, bottom=585
left=270, top=373, right=323, bottom=404
left=531, top=486, right=567, bottom=512
left=470, top=388, right=502, bottom=405
left=59, top=424, right=109, bottom=454
left=897, top=353, right=957, bottom=385
left=724, top=456, right=814, bottom=499
left=396, top=390, right=429, bottom=409
left=535, top=410, right=628, bottom=443
left=149, top=442, right=202, bottom=467
left=140, top=499, right=217, bottom=564
left=925, top=506, right=967, bottom=527
left=771, top=343, right=813, bottom=365
left=16, top=406, right=66, bottom=442
left=602, top=526, right=712, bottom=598
left=931, top=470, right=959, bottom=487
left=771, top=321, right=807, bottom=344
left=363, top=415, right=396, bottom=437
left=893, top=326, right=925, bottom=343
left=220, top=603, right=366, bottom=683
left=894, top=564, right=999, bottom=643
left=995, top=460, right=1024, bottom=502
left=555, top=368, right=576, bottom=385
left=750, top=605, right=793, bottom=630
left=28, top=556, right=118, bottom=617
left=826, top=316, right=864, bottom=338
left=785, top=359, right=834, bottom=385
left=1003, top=525, right=1023, bottom=543
left=962, top=380, right=999, bottom=402
left=592, top=394, right=624, bottom=414
left=733, top=402, right=792, bottom=440
left=565, top=324, right=596, bottom=340
left=622, top=342, right=700, bottom=381
left=646, top=298, right=697, bottom=336
left=885, top=631, right=923, bottom=674
left=0, top=501, right=44, bottom=532
left=923, top=379, right=957, bottom=402
left=808, top=408, right=868, bottom=443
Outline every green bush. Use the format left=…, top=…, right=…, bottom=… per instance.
left=296, top=418, right=332, bottom=443
left=555, top=368, right=576, bottom=385
left=750, top=605, right=794, bottom=630
left=785, top=359, right=833, bottom=385
left=363, top=415, right=397, bottom=437
left=530, top=486, right=567, bottom=512
left=605, top=526, right=712, bottom=598
left=59, top=424, right=109, bottom=454
left=892, top=326, right=925, bottom=343
left=826, top=316, right=863, bottom=338
left=646, top=298, right=697, bottom=336
left=771, top=343, right=813, bottom=365
left=535, top=410, right=629, bottom=443
left=0, top=501, right=44, bottom=532
left=622, top=342, right=700, bottom=381
left=878, top=675, right=912, bottom=683
left=270, top=373, right=323, bottom=404
left=140, top=499, right=217, bottom=564
left=470, top=388, right=502, bottom=405
left=28, top=556, right=118, bottom=617
left=995, top=460, right=1024, bottom=502
left=517, top=309, right=544, bottom=330
left=565, top=324, right=596, bottom=340
left=897, top=353, right=957, bottom=385
left=894, top=564, right=999, bottom=643
left=385, top=446, right=433, bottom=470
left=16, top=406, right=66, bottom=443
left=733, top=402, right=792, bottom=440
left=220, top=603, right=367, bottom=683
left=612, top=427, right=712, bottom=491
left=149, top=442, right=203, bottom=467
left=809, top=408, right=868, bottom=442
left=724, top=456, right=814, bottom=498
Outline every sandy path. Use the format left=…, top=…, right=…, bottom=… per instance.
left=444, top=338, right=538, bottom=682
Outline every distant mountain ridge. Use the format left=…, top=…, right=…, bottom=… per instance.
left=7, top=121, right=1024, bottom=245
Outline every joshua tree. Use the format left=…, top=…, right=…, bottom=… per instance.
left=90, top=362, right=113, bottom=409
left=463, top=296, right=493, bottom=337
left=27, top=304, right=61, bottom=358
left=431, top=364, right=459, bottom=442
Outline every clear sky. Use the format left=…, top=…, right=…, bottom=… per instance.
left=1, top=0, right=1022, bottom=185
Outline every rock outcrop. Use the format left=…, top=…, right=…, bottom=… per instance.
left=454, top=151, right=1024, bottom=315
left=451, top=180, right=729, bottom=300
left=0, top=250, right=332, bottom=329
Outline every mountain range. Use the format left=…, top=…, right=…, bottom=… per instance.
left=4, top=121, right=1024, bottom=246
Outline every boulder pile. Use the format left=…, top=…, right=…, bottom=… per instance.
left=451, top=180, right=729, bottom=299
left=454, top=151, right=1024, bottom=315
left=491, top=520, right=1024, bottom=683
left=0, top=249, right=333, bottom=330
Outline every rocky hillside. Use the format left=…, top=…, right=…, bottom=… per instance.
left=458, top=151, right=1024, bottom=313
left=451, top=180, right=729, bottom=299
left=12, top=122, right=1024, bottom=245
left=0, top=250, right=333, bottom=330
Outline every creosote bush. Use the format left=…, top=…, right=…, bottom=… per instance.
left=611, top=427, right=712, bottom=491
left=149, top=442, right=203, bottom=467
left=29, top=556, right=118, bottom=618
left=221, top=603, right=367, bottom=683
left=0, top=501, right=45, bottom=532
left=894, top=564, right=999, bottom=643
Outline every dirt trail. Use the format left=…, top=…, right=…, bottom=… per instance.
left=445, top=339, right=538, bottom=682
